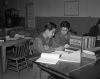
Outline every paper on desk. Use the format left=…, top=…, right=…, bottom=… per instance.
left=14, top=34, right=25, bottom=38
left=59, top=50, right=81, bottom=63
left=0, top=40, right=4, bottom=42
left=36, top=53, right=60, bottom=64
left=52, top=51, right=66, bottom=54
left=24, top=37, right=32, bottom=39
left=5, top=35, right=18, bottom=41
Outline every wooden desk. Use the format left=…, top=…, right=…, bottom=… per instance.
left=0, top=38, right=29, bottom=74
left=34, top=57, right=97, bottom=79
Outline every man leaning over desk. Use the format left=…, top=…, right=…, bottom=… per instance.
left=33, top=22, right=64, bottom=79
left=53, top=21, right=75, bottom=47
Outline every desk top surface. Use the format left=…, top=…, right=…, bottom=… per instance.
left=0, top=38, right=29, bottom=46
left=34, top=57, right=100, bottom=79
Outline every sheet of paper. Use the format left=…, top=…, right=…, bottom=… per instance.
left=36, top=53, right=60, bottom=64
left=59, top=50, right=81, bottom=63
left=52, top=51, right=66, bottom=54
left=14, top=34, right=25, bottom=38
left=5, top=35, right=18, bottom=41
left=0, top=40, right=4, bottom=42
left=24, top=37, right=32, bottom=39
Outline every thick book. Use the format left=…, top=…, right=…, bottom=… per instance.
left=82, top=53, right=96, bottom=60
left=82, top=47, right=100, bottom=59
left=65, top=46, right=80, bottom=52
left=83, top=47, right=100, bottom=55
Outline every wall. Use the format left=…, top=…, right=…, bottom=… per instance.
left=0, top=0, right=100, bottom=35
left=34, top=0, right=100, bottom=17
left=34, top=0, right=100, bottom=35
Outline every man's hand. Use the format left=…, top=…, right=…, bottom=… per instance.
left=55, top=46, right=64, bottom=51
left=64, top=44, right=70, bottom=48
left=44, top=45, right=49, bottom=50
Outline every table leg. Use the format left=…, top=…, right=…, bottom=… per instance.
left=33, top=63, right=35, bottom=77
left=1, top=46, right=7, bottom=74
left=33, top=63, right=41, bottom=79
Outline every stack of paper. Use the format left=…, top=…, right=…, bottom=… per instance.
left=82, top=47, right=100, bottom=59
left=82, top=53, right=96, bottom=59
left=36, top=53, right=60, bottom=64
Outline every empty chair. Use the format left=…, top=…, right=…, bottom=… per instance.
left=6, top=39, right=30, bottom=76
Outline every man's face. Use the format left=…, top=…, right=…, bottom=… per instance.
left=8, top=19, right=11, bottom=24
left=98, top=24, right=100, bottom=28
left=61, top=27, right=69, bottom=35
left=47, top=29, right=56, bottom=38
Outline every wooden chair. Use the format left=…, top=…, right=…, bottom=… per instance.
left=25, top=39, right=40, bottom=71
left=6, top=39, right=30, bottom=76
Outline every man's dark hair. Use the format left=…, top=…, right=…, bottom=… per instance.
left=60, top=21, right=70, bottom=29
left=97, top=19, right=100, bottom=25
left=44, top=22, right=57, bottom=30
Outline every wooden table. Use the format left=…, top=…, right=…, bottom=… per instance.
left=33, top=57, right=97, bottom=79
left=0, top=38, right=29, bottom=74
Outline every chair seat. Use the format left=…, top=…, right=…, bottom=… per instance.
left=7, top=53, right=25, bottom=60
left=25, top=53, right=40, bottom=61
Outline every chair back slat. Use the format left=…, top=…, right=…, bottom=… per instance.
left=14, top=40, right=30, bottom=58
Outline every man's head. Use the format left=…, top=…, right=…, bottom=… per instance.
left=45, top=22, right=57, bottom=38
left=97, top=19, right=100, bottom=28
left=60, top=21, right=70, bottom=35
left=7, top=18, right=12, bottom=24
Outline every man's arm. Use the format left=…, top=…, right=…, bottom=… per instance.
left=34, top=37, right=55, bottom=53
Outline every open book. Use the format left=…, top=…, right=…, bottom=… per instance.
left=36, top=50, right=81, bottom=64
left=36, top=53, right=61, bottom=64
left=59, top=50, right=81, bottom=63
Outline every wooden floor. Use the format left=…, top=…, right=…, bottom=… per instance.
left=0, top=59, right=34, bottom=79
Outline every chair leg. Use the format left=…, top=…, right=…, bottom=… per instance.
left=33, top=63, right=35, bottom=77
left=25, top=58, right=29, bottom=72
left=16, top=60, right=20, bottom=76
left=6, top=58, right=8, bottom=73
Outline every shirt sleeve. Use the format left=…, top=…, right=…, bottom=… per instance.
left=54, top=33, right=61, bottom=46
left=34, top=37, right=55, bottom=53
